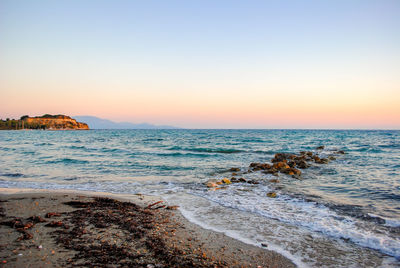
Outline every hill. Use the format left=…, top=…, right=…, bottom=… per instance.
left=73, top=116, right=180, bottom=129
left=0, top=115, right=89, bottom=130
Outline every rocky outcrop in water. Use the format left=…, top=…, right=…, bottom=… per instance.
left=205, top=146, right=345, bottom=190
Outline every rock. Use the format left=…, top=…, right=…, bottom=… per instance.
left=229, top=167, right=240, bottom=172
left=313, top=155, right=321, bottom=162
left=288, top=161, right=296, bottom=168
left=247, top=180, right=259, bottom=185
left=269, top=179, right=280, bottom=183
left=222, top=178, right=231, bottom=184
left=328, top=156, right=336, bottom=160
left=261, top=243, right=268, bottom=248
left=206, top=181, right=218, bottom=188
left=262, top=168, right=278, bottom=174
left=261, top=163, right=272, bottom=170
left=271, top=153, right=294, bottom=162
left=316, top=145, right=325, bottom=150
left=306, top=151, right=313, bottom=156
left=266, top=192, right=277, bottom=198
left=239, top=177, right=247, bottom=182
left=232, top=172, right=237, bottom=176
left=317, top=158, right=329, bottom=164
left=249, top=162, right=271, bottom=171
left=273, top=161, right=290, bottom=171
left=230, top=177, right=239, bottom=183
left=282, top=167, right=301, bottom=176
left=296, top=160, right=309, bottom=169
left=336, top=150, right=345, bottom=154
left=291, top=168, right=301, bottom=175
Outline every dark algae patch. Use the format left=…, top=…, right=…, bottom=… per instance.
left=52, top=197, right=225, bottom=267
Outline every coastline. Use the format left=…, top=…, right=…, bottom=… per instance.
left=0, top=188, right=295, bottom=268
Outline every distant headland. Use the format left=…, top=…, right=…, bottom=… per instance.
left=0, top=114, right=89, bottom=130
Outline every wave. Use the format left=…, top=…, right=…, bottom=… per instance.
left=150, top=164, right=195, bottom=171
left=167, top=146, right=243, bottom=154
left=239, top=138, right=266, bottom=143
left=34, top=142, right=54, bottom=146
left=46, top=158, right=89, bottom=165
left=101, top=147, right=130, bottom=153
left=142, top=138, right=164, bottom=142
left=194, top=186, right=400, bottom=259
left=0, top=173, right=25, bottom=178
left=155, top=152, right=212, bottom=158
left=68, top=145, right=86, bottom=150
left=377, top=142, right=400, bottom=149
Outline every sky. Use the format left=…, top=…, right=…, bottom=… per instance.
left=1, top=0, right=399, bottom=129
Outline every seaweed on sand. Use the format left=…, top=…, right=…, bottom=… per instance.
left=51, top=197, right=224, bottom=267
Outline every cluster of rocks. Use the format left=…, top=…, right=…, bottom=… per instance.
left=248, top=146, right=345, bottom=178
left=205, top=146, right=345, bottom=192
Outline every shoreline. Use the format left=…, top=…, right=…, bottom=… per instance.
left=0, top=188, right=295, bottom=268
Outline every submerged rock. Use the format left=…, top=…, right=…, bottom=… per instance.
left=230, top=177, right=240, bottom=183
left=266, top=192, right=277, bottom=198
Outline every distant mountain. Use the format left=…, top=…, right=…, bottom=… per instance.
left=74, top=116, right=180, bottom=129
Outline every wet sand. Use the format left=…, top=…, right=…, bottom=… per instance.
left=0, top=188, right=295, bottom=268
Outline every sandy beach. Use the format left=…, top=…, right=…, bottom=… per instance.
left=0, top=188, right=295, bottom=268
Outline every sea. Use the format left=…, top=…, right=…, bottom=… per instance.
left=0, top=129, right=399, bottom=267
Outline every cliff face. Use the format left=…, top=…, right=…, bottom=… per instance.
left=23, top=115, right=89, bottom=130
left=0, top=115, right=89, bottom=130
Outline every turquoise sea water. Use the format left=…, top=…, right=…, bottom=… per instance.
left=1, top=129, right=399, bottom=267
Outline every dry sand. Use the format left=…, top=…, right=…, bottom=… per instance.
left=0, top=188, right=295, bottom=268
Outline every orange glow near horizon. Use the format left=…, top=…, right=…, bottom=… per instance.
left=1, top=76, right=399, bottom=128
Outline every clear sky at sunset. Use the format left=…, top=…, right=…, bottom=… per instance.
left=1, top=0, right=399, bottom=129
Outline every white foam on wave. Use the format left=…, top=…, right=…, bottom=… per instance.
left=193, top=184, right=400, bottom=260
left=367, top=213, right=400, bottom=228
left=178, top=207, right=309, bottom=268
